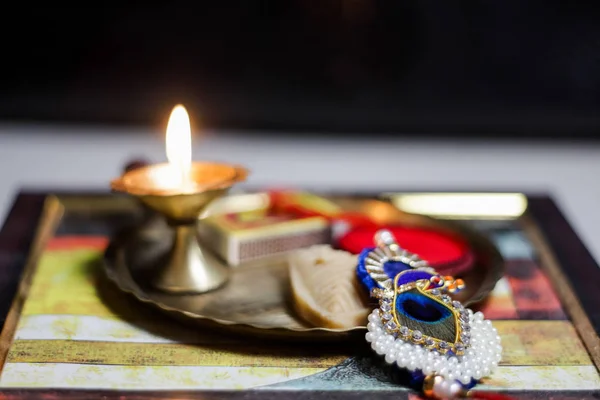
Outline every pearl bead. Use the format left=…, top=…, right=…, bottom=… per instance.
left=375, top=343, right=387, bottom=355
left=450, top=381, right=462, bottom=395
left=422, top=364, right=434, bottom=375
left=368, top=313, right=379, bottom=323
left=433, top=379, right=462, bottom=399
left=367, top=322, right=379, bottom=331
left=407, top=360, right=418, bottom=371
left=460, top=374, right=471, bottom=385
left=384, top=353, right=396, bottom=364
left=397, top=357, right=408, bottom=367
left=433, top=380, right=449, bottom=398
left=373, top=342, right=383, bottom=353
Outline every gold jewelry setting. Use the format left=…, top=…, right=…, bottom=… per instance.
left=362, top=229, right=502, bottom=391
left=372, top=277, right=470, bottom=356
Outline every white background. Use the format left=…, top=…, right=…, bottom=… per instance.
left=0, top=123, right=599, bottom=263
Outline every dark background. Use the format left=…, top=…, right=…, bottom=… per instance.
left=1, top=1, right=600, bottom=138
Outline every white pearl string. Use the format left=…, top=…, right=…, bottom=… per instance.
left=365, top=308, right=501, bottom=385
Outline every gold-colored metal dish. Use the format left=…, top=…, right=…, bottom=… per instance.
left=103, top=194, right=504, bottom=341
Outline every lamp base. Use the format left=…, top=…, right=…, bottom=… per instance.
left=155, top=224, right=230, bottom=293
left=125, top=223, right=230, bottom=294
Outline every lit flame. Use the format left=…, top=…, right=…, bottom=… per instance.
left=166, top=104, right=192, bottom=184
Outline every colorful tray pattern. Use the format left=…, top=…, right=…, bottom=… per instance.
left=0, top=220, right=598, bottom=396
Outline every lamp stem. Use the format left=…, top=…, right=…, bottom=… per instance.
left=152, top=223, right=229, bottom=293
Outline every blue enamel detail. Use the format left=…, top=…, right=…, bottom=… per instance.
left=395, top=291, right=452, bottom=324
left=383, top=260, right=411, bottom=279
left=355, top=247, right=411, bottom=293
left=396, top=270, right=434, bottom=286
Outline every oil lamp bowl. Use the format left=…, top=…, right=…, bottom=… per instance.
left=111, top=162, right=248, bottom=223
left=110, top=162, right=249, bottom=294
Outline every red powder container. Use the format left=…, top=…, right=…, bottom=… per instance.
left=337, top=225, right=474, bottom=276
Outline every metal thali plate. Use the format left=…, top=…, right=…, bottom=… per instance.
left=103, top=194, right=504, bottom=341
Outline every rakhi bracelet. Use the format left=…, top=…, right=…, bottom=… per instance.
left=357, top=230, right=503, bottom=399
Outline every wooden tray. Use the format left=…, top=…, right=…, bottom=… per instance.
left=0, top=191, right=597, bottom=399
